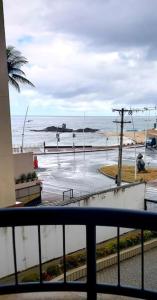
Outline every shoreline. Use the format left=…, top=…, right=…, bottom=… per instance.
left=101, top=128, right=157, bottom=144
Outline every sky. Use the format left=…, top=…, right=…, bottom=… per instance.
left=3, top=0, right=157, bottom=116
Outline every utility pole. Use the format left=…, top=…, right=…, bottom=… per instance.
left=113, top=106, right=157, bottom=186
left=113, top=108, right=131, bottom=186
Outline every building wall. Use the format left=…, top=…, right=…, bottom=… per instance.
left=0, top=1, right=16, bottom=207
left=0, top=183, right=145, bottom=278
left=13, top=152, right=34, bottom=180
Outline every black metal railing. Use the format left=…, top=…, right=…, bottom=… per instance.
left=63, top=189, right=73, bottom=201
left=144, top=198, right=157, bottom=211
left=0, top=207, right=157, bottom=299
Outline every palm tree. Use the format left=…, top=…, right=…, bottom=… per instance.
left=7, top=46, right=35, bottom=92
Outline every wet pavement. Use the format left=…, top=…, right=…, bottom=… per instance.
left=37, top=147, right=157, bottom=204
left=96, top=247, right=157, bottom=291
left=38, top=150, right=117, bottom=203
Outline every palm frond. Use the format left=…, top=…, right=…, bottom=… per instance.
left=6, top=45, right=35, bottom=92
left=8, top=67, right=26, bottom=76
left=12, top=74, right=35, bottom=88
left=9, top=75, right=20, bottom=92
left=8, top=57, right=28, bottom=69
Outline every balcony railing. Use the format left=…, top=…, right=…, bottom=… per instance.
left=0, top=207, right=157, bottom=299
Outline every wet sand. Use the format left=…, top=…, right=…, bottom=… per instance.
left=101, top=129, right=157, bottom=144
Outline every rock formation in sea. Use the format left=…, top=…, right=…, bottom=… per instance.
left=31, top=123, right=98, bottom=133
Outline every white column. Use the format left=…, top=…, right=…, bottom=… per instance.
left=0, top=0, right=16, bottom=207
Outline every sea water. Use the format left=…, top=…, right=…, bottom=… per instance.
left=11, top=115, right=157, bottom=148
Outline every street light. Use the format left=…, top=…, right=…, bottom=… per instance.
left=72, top=131, right=76, bottom=152
left=56, top=131, right=60, bottom=151
left=21, top=106, right=29, bottom=152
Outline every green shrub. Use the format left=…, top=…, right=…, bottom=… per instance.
left=65, top=255, right=79, bottom=270
left=119, top=239, right=127, bottom=249
left=15, top=178, right=20, bottom=184
left=96, top=248, right=106, bottom=258
left=47, top=264, right=61, bottom=277
left=21, top=272, right=39, bottom=282
left=126, top=238, right=134, bottom=247
left=132, top=233, right=141, bottom=244
left=151, top=231, right=157, bottom=238
left=59, top=253, right=86, bottom=271
left=43, top=230, right=157, bottom=279
left=20, top=174, right=27, bottom=183
left=32, top=171, right=37, bottom=180
left=106, top=241, right=117, bottom=254
left=77, top=253, right=86, bottom=264
left=27, top=172, right=32, bottom=181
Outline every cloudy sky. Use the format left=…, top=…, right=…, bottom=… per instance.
left=3, top=0, right=157, bottom=115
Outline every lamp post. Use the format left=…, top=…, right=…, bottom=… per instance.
left=72, top=131, right=76, bottom=153
left=21, top=106, right=29, bottom=152
left=56, top=131, right=60, bottom=151
left=83, top=112, right=85, bottom=152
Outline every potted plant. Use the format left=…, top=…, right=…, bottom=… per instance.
left=20, top=174, right=27, bottom=183
left=31, top=171, right=38, bottom=181
left=27, top=172, right=32, bottom=182
left=15, top=178, right=20, bottom=184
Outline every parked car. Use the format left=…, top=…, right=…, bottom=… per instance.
left=146, top=137, right=157, bottom=148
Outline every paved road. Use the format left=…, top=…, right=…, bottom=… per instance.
left=37, top=146, right=157, bottom=204
left=38, top=150, right=117, bottom=203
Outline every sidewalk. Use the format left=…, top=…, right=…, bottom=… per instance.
left=36, top=144, right=143, bottom=155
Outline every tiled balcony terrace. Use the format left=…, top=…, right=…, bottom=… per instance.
left=0, top=292, right=136, bottom=299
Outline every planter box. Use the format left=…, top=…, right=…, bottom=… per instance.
left=15, top=179, right=41, bottom=190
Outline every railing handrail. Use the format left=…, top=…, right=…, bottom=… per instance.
left=0, top=207, right=157, bottom=229
left=0, top=207, right=157, bottom=299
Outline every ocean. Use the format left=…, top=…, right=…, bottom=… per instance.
left=11, top=115, right=157, bottom=148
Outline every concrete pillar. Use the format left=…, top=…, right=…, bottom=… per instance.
left=0, top=0, right=16, bottom=207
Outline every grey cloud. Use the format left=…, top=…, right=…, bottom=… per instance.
left=43, top=0, right=157, bottom=54
left=50, top=86, right=96, bottom=99
left=111, top=92, right=157, bottom=107
left=4, top=0, right=157, bottom=114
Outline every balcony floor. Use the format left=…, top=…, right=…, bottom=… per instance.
left=0, top=293, right=139, bottom=299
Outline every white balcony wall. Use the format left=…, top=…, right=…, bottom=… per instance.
left=0, top=183, right=145, bottom=278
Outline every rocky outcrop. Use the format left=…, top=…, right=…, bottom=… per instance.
left=31, top=126, right=98, bottom=133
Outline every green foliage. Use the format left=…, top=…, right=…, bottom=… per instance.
left=104, top=241, right=117, bottom=254
left=21, top=272, right=39, bottom=282
left=32, top=171, right=37, bottom=180
left=15, top=178, right=20, bottom=184
left=7, top=45, right=35, bottom=92
left=27, top=172, right=32, bottom=181
left=47, top=264, right=61, bottom=277
left=96, top=247, right=107, bottom=258
left=20, top=230, right=157, bottom=282
left=20, top=174, right=27, bottom=182
left=65, top=255, right=80, bottom=270
left=151, top=231, right=157, bottom=238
